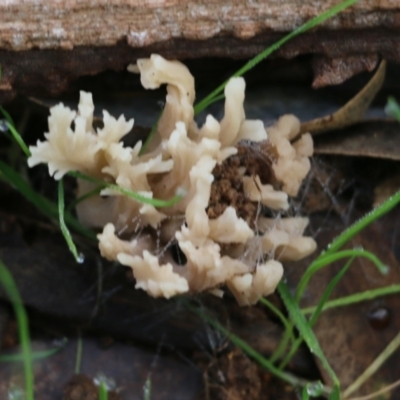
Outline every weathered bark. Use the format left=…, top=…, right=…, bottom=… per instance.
left=1, top=1, right=400, bottom=100
left=0, top=1, right=399, bottom=51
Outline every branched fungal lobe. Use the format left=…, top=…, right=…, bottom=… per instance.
left=28, top=54, right=316, bottom=306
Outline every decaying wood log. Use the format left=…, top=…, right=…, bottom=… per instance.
left=1, top=1, right=400, bottom=51
left=1, top=1, right=400, bottom=100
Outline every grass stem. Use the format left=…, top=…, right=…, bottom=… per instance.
left=0, top=259, right=34, bottom=400
left=194, top=0, right=359, bottom=114
left=74, top=331, right=83, bottom=375
left=343, top=331, right=400, bottom=398
left=301, top=285, right=400, bottom=315
left=58, top=179, right=81, bottom=262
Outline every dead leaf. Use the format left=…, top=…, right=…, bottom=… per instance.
left=314, top=120, right=400, bottom=160
left=300, top=60, right=386, bottom=136
left=312, top=54, right=379, bottom=89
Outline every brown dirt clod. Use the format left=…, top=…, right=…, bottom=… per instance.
left=207, top=140, right=277, bottom=227
left=62, top=374, right=121, bottom=400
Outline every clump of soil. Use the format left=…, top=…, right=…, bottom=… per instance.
left=63, top=374, right=121, bottom=400
left=207, top=140, right=277, bottom=227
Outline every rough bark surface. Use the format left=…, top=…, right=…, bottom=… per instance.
left=0, top=0, right=399, bottom=51
left=1, top=1, right=400, bottom=100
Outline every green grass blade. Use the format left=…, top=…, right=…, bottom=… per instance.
left=74, top=333, right=83, bottom=374
left=330, top=386, right=341, bottom=400
left=0, top=338, right=68, bottom=363
left=0, top=105, right=16, bottom=128
left=67, top=185, right=103, bottom=212
left=279, top=258, right=354, bottom=370
left=302, top=385, right=310, bottom=400
left=99, top=382, right=108, bottom=400
left=270, top=325, right=293, bottom=364
left=259, top=297, right=296, bottom=363
left=259, top=297, right=294, bottom=341
left=70, top=171, right=183, bottom=208
left=0, top=159, right=53, bottom=219
left=194, top=0, right=359, bottom=114
left=278, top=282, right=340, bottom=399
left=296, top=249, right=387, bottom=302
left=321, top=190, right=400, bottom=258
left=143, top=378, right=152, bottom=400
left=0, top=160, right=96, bottom=240
left=308, top=258, right=354, bottom=327
left=302, top=284, right=400, bottom=315
left=139, top=114, right=160, bottom=156
left=385, top=97, right=400, bottom=121
left=0, top=106, right=31, bottom=158
left=0, top=259, right=34, bottom=400
left=58, top=180, right=81, bottom=262
left=1, top=121, right=30, bottom=158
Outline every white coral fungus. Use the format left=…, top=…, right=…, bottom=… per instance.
left=28, top=54, right=316, bottom=306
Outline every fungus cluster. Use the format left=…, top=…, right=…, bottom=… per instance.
left=28, top=54, right=316, bottom=306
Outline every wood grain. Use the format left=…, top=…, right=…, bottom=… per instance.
left=0, top=1, right=399, bottom=51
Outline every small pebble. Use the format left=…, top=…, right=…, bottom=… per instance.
left=0, top=119, right=9, bottom=132
left=367, top=307, right=391, bottom=330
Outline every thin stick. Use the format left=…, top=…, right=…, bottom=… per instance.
left=74, top=331, right=83, bottom=374
left=343, top=331, right=400, bottom=398
left=346, top=378, right=400, bottom=400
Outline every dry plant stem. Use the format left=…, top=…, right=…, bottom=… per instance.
left=300, top=60, right=386, bottom=135
left=346, top=378, right=400, bottom=400
left=343, top=330, right=400, bottom=398
left=74, top=331, right=83, bottom=374
left=28, top=97, right=53, bottom=109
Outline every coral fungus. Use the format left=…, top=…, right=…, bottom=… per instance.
left=28, top=54, right=316, bottom=306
